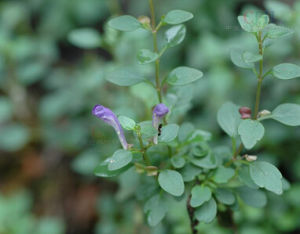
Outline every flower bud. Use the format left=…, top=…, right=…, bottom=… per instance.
left=244, top=154, right=257, bottom=162
left=239, top=106, right=252, bottom=119
left=258, top=109, right=271, bottom=118
left=138, top=16, right=150, bottom=24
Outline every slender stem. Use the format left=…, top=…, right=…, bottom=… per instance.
left=230, top=31, right=265, bottom=161
left=137, top=130, right=150, bottom=165
left=187, top=194, right=199, bottom=234
left=148, top=0, right=163, bottom=103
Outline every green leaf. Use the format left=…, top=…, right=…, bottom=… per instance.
left=164, top=10, right=193, bottom=25
left=72, top=150, right=99, bottom=175
left=238, top=166, right=259, bottom=189
left=118, top=115, right=136, bottom=130
left=108, top=15, right=141, bottom=31
left=158, top=169, right=184, bottom=196
left=271, top=103, right=300, bottom=126
left=167, top=66, right=203, bottom=86
left=215, top=188, right=235, bottom=205
left=195, top=198, right=217, bottom=223
left=68, top=28, right=101, bottom=49
left=159, top=124, right=179, bottom=143
left=190, top=154, right=217, bottom=169
left=137, top=49, right=159, bottom=65
left=190, top=185, right=212, bottom=208
left=242, top=51, right=262, bottom=63
left=165, top=24, right=186, bottom=47
left=217, top=102, right=241, bottom=137
left=139, top=121, right=158, bottom=139
left=107, top=149, right=133, bottom=171
left=0, top=97, right=12, bottom=123
left=180, top=164, right=202, bottom=182
left=249, top=161, right=283, bottom=195
left=264, top=24, right=294, bottom=39
left=106, top=68, right=145, bottom=86
left=272, top=63, right=300, bottom=80
left=171, top=155, right=186, bottom=168
left=178, top=122, right=194, bottom=142
left=238, top=119, right=265, bottom=149
left=0, top=124, right=29, bottom=152
left=237, top=14, right=269, bottom=32
left=144, top=194, right=168, bottom=226
left=237, top=186, right=267, bottom=208
left=94, top=159, right=132, bottom=177
left=213, top=166, right=235, bottom=184
left=230, top=48, right=254, bottom=69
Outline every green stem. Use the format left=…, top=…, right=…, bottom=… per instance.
left=148, top=0, right=163, bottom=103
left=137, top=130, right=151, bottom=165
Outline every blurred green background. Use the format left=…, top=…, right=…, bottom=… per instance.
left=0, top=0, right=299, bottom=233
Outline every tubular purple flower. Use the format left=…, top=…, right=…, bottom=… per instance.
left=152, top=103, right=169, bottom=144
left=92, top=104, right=128, bottom=150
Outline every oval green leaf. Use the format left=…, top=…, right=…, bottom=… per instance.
left=165, top=24, right=186, bottom=47
left=271, top=103, right=300, bottom=126
left=158, top=169, right=184, bottom=196
left=107, top=149, right=133, bottom=171
left=167, top=66, right=203, bottom=86
left=273, top=63, right=300, bottom=80
left=108, top=15, right=141, bottom=31
left=238, top=119, right=265, bottom=149
left=164, top=10, right=193, bottom=25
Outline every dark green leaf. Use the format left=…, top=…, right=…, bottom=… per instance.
left=237, top=186, right=267, bottom=208
left=195, top=198, right=217, bottom=223
left=215, top=188, right=235, bottom=205
left=144, top=194, right=168, bottom=226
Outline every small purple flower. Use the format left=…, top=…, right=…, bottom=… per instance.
left=152, top=103, right=169, bottom=144
left=92, top=105, right=128, bottom=150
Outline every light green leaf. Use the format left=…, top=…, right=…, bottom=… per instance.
left=237, top=186, right=267, bottom=208
left=242, top=51, right=262, bottom=63
left=171, top=155, right=185, bottom=168
left=94, top=159, right=131, bottom=177
left=272, top=63, right=300, bottom=80
left=167, top=66, right=203, bottom=86
left=118, top=115, right=136, bottom=130
left=106, top=68, right=145, bottom=86
left=158, top=169, right=184, bottom=196
left=264, top=24, right=294, bottom=39
left=215, top=188, right=235, bottom=205
left=213, top=166, right=235, bottom=183
left=230, top=48, right=254, bottom=69
left=139, top=121, right=158, bottom=139
left=195, top=198, right=217, bottom=223
left=271, top=103, right=300, bottom=126
left=217, top=102, right=241, bottom=137
left=107, top=149, right=133, bottom=171
left=238, top=14, right=269, bottom=32
left=238, top=119, right=265, bottom=149
left=180, top=164, right=202, bottom=182
left=165, top=24, right=186, bottom=47
left=0, top=124, right=29, bottom=152
left=108, top=15, right=141, bottom=31
left=68, top=28, right=101, bottom=49
left=178, top=122, right=194, bottom=142
left=249, top=161, right=283, bottom=194
left=164, top=10, right=193, bottom=25
left=238, top=166, right=259, bottom=189
left=144, top=194, right=168, bottom=226
left=0, top=97, right=12, bottom=123
left=137, top=49, right=159, bottom=65
left=190, top=154, right=217, bottom=169
left=190, top=186, right=211, bottom=207
left=159, top=124, right=179, bottom=142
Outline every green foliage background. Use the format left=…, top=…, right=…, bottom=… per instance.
left=0, top=0, right=299, bottom=233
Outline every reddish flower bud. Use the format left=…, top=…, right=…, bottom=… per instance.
left=239, top=106, right=252, bottom=119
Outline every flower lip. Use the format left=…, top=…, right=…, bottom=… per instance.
left=153, top=103, right=169, bottom=117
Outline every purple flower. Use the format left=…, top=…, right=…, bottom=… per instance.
left=152, top=103, right=169, bottom=144
left=92, top=105, right=128, bottom=150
